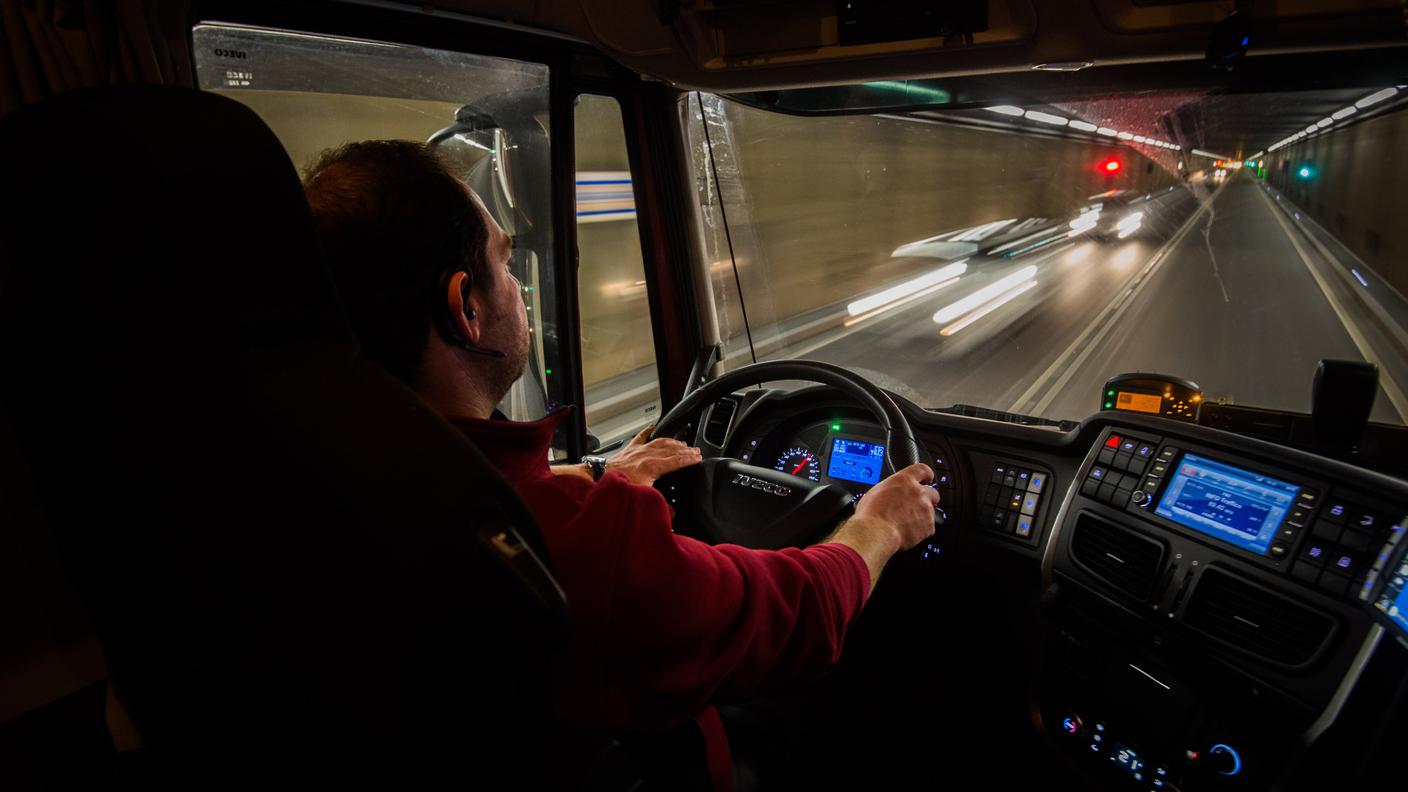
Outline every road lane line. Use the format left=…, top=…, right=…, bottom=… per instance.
left=1261, top=187, right=1408, bottom=359
left=1255, top=185, right=1408, bottom=422
left=1008, top=186, right=1222, bottom=416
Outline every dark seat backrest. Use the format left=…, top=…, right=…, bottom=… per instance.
left=0, top=86, right=566, bottom=788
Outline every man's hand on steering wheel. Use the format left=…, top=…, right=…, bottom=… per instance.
left=610, top=424, right=703, bottom=486
left=822, top=463, right=939, bottom=594
left=854, top=463, right=941, bottom=550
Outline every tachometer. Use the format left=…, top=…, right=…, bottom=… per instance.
left=775, top=446, right=821, bottom=482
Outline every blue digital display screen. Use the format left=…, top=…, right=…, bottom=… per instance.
left=1154, top=454, right=1300, bottom=555
left=827, top=438, right=885, bottom=485
left=1375, top=545, right=1408, bottom=635
left=1391, top=577, right=1408, bottom=635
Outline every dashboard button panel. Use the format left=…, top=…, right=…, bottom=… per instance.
left=981, top=459, right=1051, bottom=543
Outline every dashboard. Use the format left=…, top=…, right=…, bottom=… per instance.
left=701, top=384, right=1408, bottom=792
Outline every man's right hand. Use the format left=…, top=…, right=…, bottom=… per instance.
left=854, top=463, right=941, bottom=551
left=824, top=463, right=940, bottom=594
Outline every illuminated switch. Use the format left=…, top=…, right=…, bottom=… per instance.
left=1352, top=509, right=1384, bottom=531
left=1021, top=493, right=1039, bottom=515
left=1321, top=500, right=1349, bottom=524
left=1300, top=542, right=1330, bottom=567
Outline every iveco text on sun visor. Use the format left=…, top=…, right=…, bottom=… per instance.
left=1155, top=454, right=1301, bottom=555
left=827, top=438, right=885, bottom=485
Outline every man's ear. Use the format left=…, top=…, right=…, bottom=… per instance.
left=445, top=270, right=482, bottom=346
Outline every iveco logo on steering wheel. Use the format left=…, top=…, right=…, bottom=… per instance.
left=731, top=473, right=792, bottom=497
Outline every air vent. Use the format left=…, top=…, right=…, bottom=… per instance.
left=702, top=397, right=738, bottom=447
left=1184, top=568, right=1336, bottom=668
left=1070, top=515, right=1166, bottom=602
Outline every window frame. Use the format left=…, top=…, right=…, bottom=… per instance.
left=571, top=75, right=705, bottom=440
left=194, top=0, right=704, bottom=457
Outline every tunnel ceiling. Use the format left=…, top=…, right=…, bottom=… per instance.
left=1157, top=88, right=1370, bottom=158
left=1056, top=87, right=1378, bottom=158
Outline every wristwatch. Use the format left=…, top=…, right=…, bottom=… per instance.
left=582, top=455, right=608, bottom=481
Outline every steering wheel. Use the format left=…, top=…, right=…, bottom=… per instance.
left=650, top=360, right=923, bottom=550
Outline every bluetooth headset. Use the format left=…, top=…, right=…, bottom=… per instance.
left=433, top=267, right=508, bottom=359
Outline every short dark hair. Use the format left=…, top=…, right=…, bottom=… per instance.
left=303, top=140, right=488, bottom=383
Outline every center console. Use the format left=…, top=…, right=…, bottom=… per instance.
left=1038, top=419, right=1402, bottom=791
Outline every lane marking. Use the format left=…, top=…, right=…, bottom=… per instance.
left=1009, top=186, right=1222, bottom=416
left=1262, top=187, right=1408, bottom=359
left=1256, top=185, right=1408, bottom=422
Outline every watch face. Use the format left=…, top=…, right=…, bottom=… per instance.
left=585, top=457, right=607, bottom=480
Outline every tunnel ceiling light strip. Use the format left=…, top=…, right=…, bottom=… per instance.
left=933, top=265, right=1039, bottom=323
left=847, top=260, right=969, bottom=316
left=1025, top=110, right=1068, bottom=126
left=978, top=106, right=1170, bottom=150
left=938, top=281, right=1038, bottom=337
left=1190, top=148, right=1229, bottom=160
left=1356, top=87, right=1399, bottom=108
left=1265, top=87, right=1402, bottom=152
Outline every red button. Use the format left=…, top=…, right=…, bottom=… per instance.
left=1105, top=435, right=1122, bottom=448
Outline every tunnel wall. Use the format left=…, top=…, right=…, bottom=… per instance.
left=1264, top=105, right=1408, bottom=296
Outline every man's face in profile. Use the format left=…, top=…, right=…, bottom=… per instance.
left=466, top=186, right=531, bottom=393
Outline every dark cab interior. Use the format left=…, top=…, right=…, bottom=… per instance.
left=4, top=2, right=1408, bottom=790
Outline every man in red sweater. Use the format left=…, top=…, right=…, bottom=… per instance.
left=304, top=141, right=938, bottom=788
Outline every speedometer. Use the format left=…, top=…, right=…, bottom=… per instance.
left=775, top=446, right=821, bottom=482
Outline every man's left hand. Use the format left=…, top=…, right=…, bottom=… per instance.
left=607, top=424, right=703, bottom=486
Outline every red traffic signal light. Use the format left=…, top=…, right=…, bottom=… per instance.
left=1103, top=159, right=1121, bottom=174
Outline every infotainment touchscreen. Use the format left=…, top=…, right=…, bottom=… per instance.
left=1154, top=454, right=1301, bottom=555
left=1373, top=546, right=1408, bottom=636
left=827, top=438, right=885, bottom=485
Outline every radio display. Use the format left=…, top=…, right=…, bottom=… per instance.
left=1373, top=541, right=1408, bottom=636
left=1154, top=454, right=1300, bottom=555
left=828, top=438, right=885, bottom=485
left=1116, top=391, right=1162, bottom=414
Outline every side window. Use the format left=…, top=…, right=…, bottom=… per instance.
left=191, top=24, right=571, bottom=453
left=573, top=94, right=661, bottom=447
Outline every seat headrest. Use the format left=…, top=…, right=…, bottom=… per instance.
left=0, top=86, right=567, bottom=786
left=0, top=86, right=352, bottom=373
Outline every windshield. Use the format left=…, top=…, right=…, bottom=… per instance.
left=678, top=85, right=1408, bottom=426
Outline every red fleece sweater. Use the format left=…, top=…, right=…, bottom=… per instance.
left=451, top=410, right=870, bottom=786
